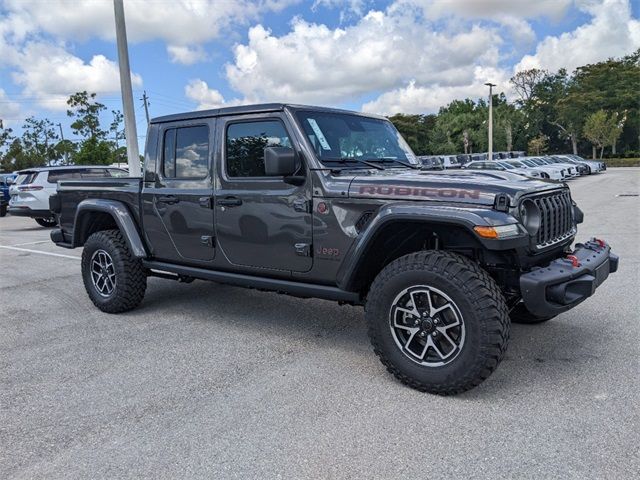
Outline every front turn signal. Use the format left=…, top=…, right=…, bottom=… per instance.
left=473, top=226, right=499, bottom=239
left=474, top=224, right=521, bottom=239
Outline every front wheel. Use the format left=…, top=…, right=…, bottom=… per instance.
left=35, top=216, right=57, bottom=227
left=82, top=229, right=147, bottom=313
left=366, top=251, right=510, bottom=395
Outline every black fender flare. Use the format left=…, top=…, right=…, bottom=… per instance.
left=73, top=199, right=147, bottom=258
left=335, top=203, right=525, bottom=291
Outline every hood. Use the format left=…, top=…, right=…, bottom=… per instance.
left=348, top=169, right=561, bottom=206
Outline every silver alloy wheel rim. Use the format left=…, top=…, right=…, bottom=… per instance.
left=389, top=285, right=465, bottom=367
left=90, top=249, right=116, bottom=297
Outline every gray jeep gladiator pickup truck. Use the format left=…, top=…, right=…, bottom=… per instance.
left=49, top=103, right=618, bottom=394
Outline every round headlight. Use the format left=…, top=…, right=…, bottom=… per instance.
left=519, top=199, right=541, bottom=236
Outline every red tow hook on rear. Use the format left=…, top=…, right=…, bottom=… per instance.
left=594, top=238, right=606, bottom=248
left=565, top=254, right=580, bottom=268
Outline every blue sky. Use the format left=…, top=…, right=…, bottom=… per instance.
left=1, top=0, right=638, bottom=143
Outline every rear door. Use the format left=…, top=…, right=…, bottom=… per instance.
left=142, top=120, right=215, bottom=264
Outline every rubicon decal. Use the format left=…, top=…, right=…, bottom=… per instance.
left=357, top=185, right=481, bottom=200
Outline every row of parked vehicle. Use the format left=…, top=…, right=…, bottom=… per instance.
left=418, top=153, right=606, bottom=180
left=0, top=153, right=604, bottom=229
left=0, top=166, right=127, bottom=226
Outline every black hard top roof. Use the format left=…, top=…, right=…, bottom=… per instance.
left=150, top=103, right=385, bottom=124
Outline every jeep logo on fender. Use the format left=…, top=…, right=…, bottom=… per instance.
left=358, top=185, right=481, bottom=200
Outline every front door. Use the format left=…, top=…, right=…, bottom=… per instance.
left=144, top=121, right=215, bottom=263
left=215, top=115, right=312, bottom=273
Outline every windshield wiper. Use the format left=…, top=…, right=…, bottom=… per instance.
left=322, top=158, right=385, bottom=170
left=368, top=157, right=420, bottom=170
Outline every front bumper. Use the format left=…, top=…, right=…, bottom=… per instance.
left=520, top=238, right=618, bottom=317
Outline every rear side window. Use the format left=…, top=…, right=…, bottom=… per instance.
left=48, top=170, right=80, bottom=183
left=16, top=172, right=39, bottom=184
left=226, top=120, right=292, bottom=177
left=163, top=125, right=209, bottom=179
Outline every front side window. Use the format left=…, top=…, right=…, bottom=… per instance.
left=226, top=120, right=292, bottom=177
left=295, top=111, right=417, bottom=166
left=163, top=125, right=209, bottom=179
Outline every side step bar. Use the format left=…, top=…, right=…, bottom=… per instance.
left=142, top=260, right=362, bottom=304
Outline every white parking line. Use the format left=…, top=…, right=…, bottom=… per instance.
left=10, top=240, right=50, bottom=246
left=0, top=245, right=80, bottom=260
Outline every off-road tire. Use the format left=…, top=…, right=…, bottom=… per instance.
left=35, top=217, right=57, bottom=227
left=366, top=250, right=510, bottom=395
left=510, top=303, right=556, bottom=324
left=0, top=204, right=7, bottom=217
left=82, top=229, right=146, bottom=313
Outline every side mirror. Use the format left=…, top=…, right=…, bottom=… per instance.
left=264, top=147, right=297, bottom=176
left=6, top=177, right=14, bottom=185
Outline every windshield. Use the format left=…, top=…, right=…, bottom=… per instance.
left=295, top=110, right=418, bottom=165
left=499, top=162, right=515, bottom=170
left=510, top=161, right=525, bottom=167
left=521, top=159, right=537, bottom=167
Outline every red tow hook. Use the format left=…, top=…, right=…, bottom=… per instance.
left=566, top=254, right=581, bottom=268
left=595, top=238, right=606, bottom=248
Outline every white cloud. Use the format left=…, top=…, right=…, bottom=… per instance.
left=225, top=11, right=502, bottom=104
left=184, top=79, right=246, bottom=110
left=396, top=0, right=572, bottom=21
left=167, top=45, right=208, bottom=65
left=1, top=0, right=299, bottom=47
left=10, top=43, right=142, bottom=111
left=515, top=0, right=640, bottom=73
left=0, top=89, right=22, bottom=127
left=362, top=66, right=512, bottom=115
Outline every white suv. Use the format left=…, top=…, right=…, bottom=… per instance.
left=8, top=166, right=127, bottom=227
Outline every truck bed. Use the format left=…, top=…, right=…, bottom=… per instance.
left=55, top=177, right=142, bottom=235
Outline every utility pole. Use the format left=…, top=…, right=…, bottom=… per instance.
left=485, top=82, right=496, bottom=161
left=113, top=0, right=141, bottom=176
left=56, top=122, right=68, bottom=165
left=141, top=90, right=150, bottom=125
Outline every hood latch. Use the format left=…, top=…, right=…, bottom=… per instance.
left=494, top=193, right=510, bottom=212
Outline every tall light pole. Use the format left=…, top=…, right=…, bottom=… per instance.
left=113, top=0, right=141, bottom=176
left=485, top=82, right=496, bottom=161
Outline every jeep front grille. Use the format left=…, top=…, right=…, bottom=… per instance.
left=530, top=190, right=575, bottom=248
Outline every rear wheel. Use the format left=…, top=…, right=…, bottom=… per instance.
left=366, top=251, right=510, bottom=395
left=510, top=302, right=556, bottom=324
left=82, top=229, right=147, bottom=313
left=35, top=216, right=57, bottom=227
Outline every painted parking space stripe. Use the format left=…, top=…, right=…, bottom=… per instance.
left=10, top=240, right=50, bottom=246
left=0, top=245, right=80, bottom=260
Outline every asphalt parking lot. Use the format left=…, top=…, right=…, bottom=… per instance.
left=1, top=168, right=638, bottom=479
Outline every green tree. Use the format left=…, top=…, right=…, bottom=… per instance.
left=20, top=117, right=60, bottom=167
left=110, top=110, right=125, bottom=148
left=67, top=91, right=107, bottom=139
left=528, top=134, right=548, bottom=155
left=73, top=137, right=113, bottom=165
left=388, top=114, right=434, bottom=155
left=584, top=110, right=626, bottom=159
left=66, top=91, right=119, bottom=165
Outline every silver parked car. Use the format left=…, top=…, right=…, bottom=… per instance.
left=9, top=166, right=127, bottom=227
